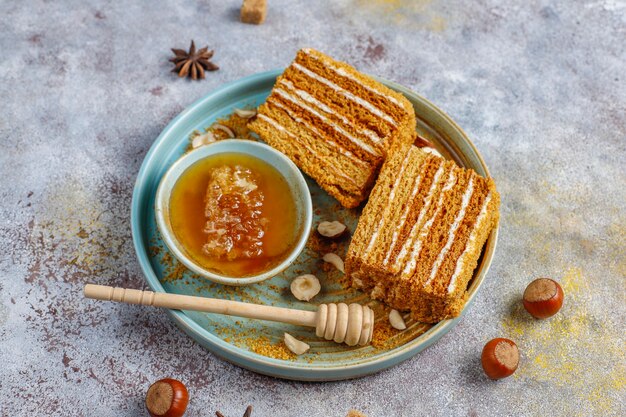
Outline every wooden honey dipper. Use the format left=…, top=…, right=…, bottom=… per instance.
left=84, top=284, right=374, bottom=346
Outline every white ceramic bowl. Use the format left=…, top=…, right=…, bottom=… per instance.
left=155, top=139, right=313, bottom=286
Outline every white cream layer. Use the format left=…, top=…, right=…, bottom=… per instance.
left=266, top=97, right=370, bottom=180
left=424, top=176, right=475, bottom=287
left=302, top=48, right=404, bottom=109
left=273, top=87, right=379, bottom=157
left=447, top=192, right=492, bottom=293
left=393, top=163, right=446, bottom=271
left=257, top=114, right=359, bottom=186
left=278, top=79, right=382, bottom=146
left=401, top=168, right=457, bottom=276
left=292, top=62, right=398, bottom=127
left=361, top=151, right=412, bottom=260
left=382, top=156, right=425, bottom=265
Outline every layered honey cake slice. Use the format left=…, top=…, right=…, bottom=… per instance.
left=346, top=145, right=500, bottom=323
left=248, top=48, right=416, bottom=208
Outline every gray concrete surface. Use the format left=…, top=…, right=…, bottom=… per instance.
left=1, top=0, right=624, bottom=415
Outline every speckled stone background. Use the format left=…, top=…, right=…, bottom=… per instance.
left=1, top=0, right=624, bottom=416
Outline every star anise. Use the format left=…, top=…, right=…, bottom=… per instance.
left=170, top=40, right=219, bottom=80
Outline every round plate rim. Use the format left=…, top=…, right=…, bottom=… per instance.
left=131, top=69, right=499, bottom=381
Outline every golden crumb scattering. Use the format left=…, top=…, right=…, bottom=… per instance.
left=211, top=111, right=257, bottom=140
left=247, top=336, right=295, bottom=360
left=371, top=318, right=398, bottom=349
left=214, top=326, right=296, bottom=361
left=307, top=231, right=341, bottom=254
left=157, top=251, right=189, bottom=283
left=366, top=304, right=431, bottom=350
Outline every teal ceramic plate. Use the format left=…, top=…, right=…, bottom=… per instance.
left=131, top=70, right=499, bottom=381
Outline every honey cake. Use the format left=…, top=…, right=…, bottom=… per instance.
left=346, top=145, right=500, bottom=323
left=248, top=48, right=416, bottom=208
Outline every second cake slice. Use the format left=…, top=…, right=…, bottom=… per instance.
left=346, top=145, right=500, bottom=323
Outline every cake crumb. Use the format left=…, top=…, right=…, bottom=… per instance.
left=307, top=227, right=348, bottom=254
left=247, top=336, right=295, bottom=360
left=188, top=110, right=258, bottom=151
left=241, top=0, right=267, bottom=24
left=157, top=250, right=189, bottom=283
left=346, top=410, right=367, bottom=417
left=371, top=319, right=397, bottom=349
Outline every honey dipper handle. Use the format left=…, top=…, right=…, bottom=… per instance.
left=84, top=284, right=318, bottom=328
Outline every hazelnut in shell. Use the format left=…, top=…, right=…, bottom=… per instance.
left=146, top=378, right=189, bottom=417
left=523, top=278, right=564, bottom=319
left=481, top=338, right=519, bottom=380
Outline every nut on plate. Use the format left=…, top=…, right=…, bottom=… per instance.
left=388, top=309, right=407, bottom=330
left=323, top=253, right=345, bottom=273
left=317, top=220, right=347, bottom=238
left=212, top=123, right=235, bottom=139
left=191, top=132, right=216, bottom=149
left=290, top=274, right=321, bottom=301
left=234, top=108, right=257, bottom=119
left=284, top=332, right=310, bottom=355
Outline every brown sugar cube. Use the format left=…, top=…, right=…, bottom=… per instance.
left=241, top=0, right=267, bottom=24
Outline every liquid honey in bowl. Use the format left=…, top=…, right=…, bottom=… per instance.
left=168, top=152, right=300, bottom=278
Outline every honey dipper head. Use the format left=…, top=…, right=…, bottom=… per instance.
left=315, top=303, right=374, bottom=346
